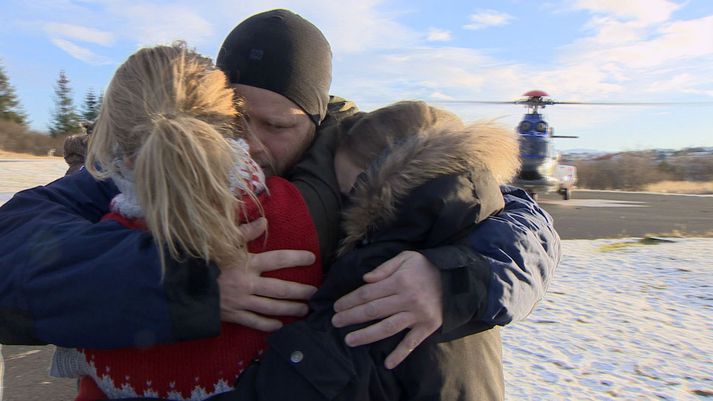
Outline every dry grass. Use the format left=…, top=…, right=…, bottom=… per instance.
left=0, top=120, right=67, bottom=157
left=643, top=180, right=713, bottom=195
left=643, top=229, right=713, bottom=238
left=598, top=236, right=678, bottom=252
left=0, top=149, right=62, bottom=159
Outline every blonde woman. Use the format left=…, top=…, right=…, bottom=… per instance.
left=52, top=43, right=323, bottom=400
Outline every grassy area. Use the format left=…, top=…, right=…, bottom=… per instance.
left=0, top=150, right=62, bottom=159
left=577, top=180, right=713, bottom=194
left=643, top=180, right=713, bottom=194
left=0, top=120, right=67, bottom=157
left=598, top=236, right=678, bottom=252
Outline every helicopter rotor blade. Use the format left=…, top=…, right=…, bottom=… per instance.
left=432, top=100, right=523, bottom=105
left=551, top=101, right=713, bottom=106
left=435, top=100, right=713, bottom=106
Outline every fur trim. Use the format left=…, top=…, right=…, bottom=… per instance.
left=338, top=119, right=520, bottom=255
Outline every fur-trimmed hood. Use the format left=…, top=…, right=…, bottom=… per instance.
left=339, top=116, right=520, bottom=255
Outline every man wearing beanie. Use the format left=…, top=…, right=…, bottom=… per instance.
left=217, top=9, right=332, bottom=128
left=208, top=10, right=556, bottom=400
left=0, top=9, right=559, bottom=401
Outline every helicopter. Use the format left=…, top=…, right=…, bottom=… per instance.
left=437, top=90, right=581, bottom=199
left=438, top=90, right=673, bottom=200
left=435, top=90, right=713, bottom=200
left=507, top=90, right=579, bottom=200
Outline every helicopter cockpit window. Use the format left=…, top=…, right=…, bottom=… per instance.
left=519, top=121, right=532, bottom=132
left=536, top=122, right=547, bottom=132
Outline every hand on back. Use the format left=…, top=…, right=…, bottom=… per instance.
left=332, top=251, right=443, bottom=369
left=218, top=218, right=318, bottom=331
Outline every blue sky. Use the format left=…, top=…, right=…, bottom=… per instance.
left=1, top=0, right=712, bottom=152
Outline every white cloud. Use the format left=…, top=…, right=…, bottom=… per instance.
left=44, top=23, right=115, bottom=46
left=463, top=10, right=514, bottom=30
left=561, top=15, right=713, bottom=70
left=562, top=0, right=688, bottom=62
left=330, top=38, right=698, bottom=136
left=333, top=46, right=523, bottom=110
left=647, top=73, right=697, bottom=92
left=299, top=1, right=419, bottom=54
left=50, top=38, right=112, bottom=65
left=427, top=28, right=452, bottom=42
left=107, top=2, right=215, bottom=46
left=647, top=72, right=713, bottom=96
left=35, top=2, right=216, bottom=61
left=194, top=0, right=420, bottom=55
left=531, top=64, right=626, bottom=99
left=572, top=0, right=681, bottom=25
left=657, top=16, right=713, bottom=59
left=544, top=0, right=713, bottom=102
left=429, top=91, right=454, bottom=100
left=581, top=17, right=646, bottom=45
left=333, top=42, right=634, bottom=112
left=32, top=0, right=711, bottom=104
left=23, top=0, right=422, bottom=60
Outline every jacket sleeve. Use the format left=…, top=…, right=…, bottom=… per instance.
left=422, top=185, right=561, bottom=338
left=285, top=95, right=359, bottom=262
left=286, top=121, right=343, bottom=262
left=0, top=168, right=221, bottom=348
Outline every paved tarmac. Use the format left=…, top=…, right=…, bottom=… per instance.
left=1, top=160, right=711, bottom=400
left=1, top=345, right=76, bottom=401
left=538, top=189, right=713, bottom=239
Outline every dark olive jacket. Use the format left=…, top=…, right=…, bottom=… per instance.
left=203, top=104, right=521, bottom=401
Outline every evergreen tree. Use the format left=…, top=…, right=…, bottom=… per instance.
left=49, top=70, right=81, bottom=137
left=0, top=60, right=28, bottom=125
left=97, top=90, right=104, bottom=115
left=81, top=88, right=100, bottom=122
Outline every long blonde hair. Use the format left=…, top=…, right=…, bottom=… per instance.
left=86, top=43, right=249, bottom=270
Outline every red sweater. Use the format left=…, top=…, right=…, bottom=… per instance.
left=76, top=176, right=322, bottom=400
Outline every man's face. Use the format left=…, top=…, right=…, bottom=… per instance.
left=234, top=84, right=315, bottom=177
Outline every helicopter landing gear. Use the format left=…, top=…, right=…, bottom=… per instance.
left=562, top=188, right=571, bottom=200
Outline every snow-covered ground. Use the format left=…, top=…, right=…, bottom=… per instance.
left=0, top=159, right=66, bottom=208
left=503, top=238, right=712, bottom=400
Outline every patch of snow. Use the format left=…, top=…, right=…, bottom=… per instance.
left=504, top=238, right=712, bottom=400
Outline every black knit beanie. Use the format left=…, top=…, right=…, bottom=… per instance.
left=216, top=9, right=332, bottom=126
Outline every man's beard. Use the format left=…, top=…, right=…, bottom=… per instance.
left=260, top=164, right=276, bottom=177
left=253, top=156, right=276, bottom=177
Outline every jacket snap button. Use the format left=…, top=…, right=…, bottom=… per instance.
left=290, top=351, right=304, bottom=363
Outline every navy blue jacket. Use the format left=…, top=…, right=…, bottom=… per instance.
left=0, top=166, right=558, bottom=348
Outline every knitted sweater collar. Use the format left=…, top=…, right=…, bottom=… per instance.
left=109, top=138, right=265, bottom=219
